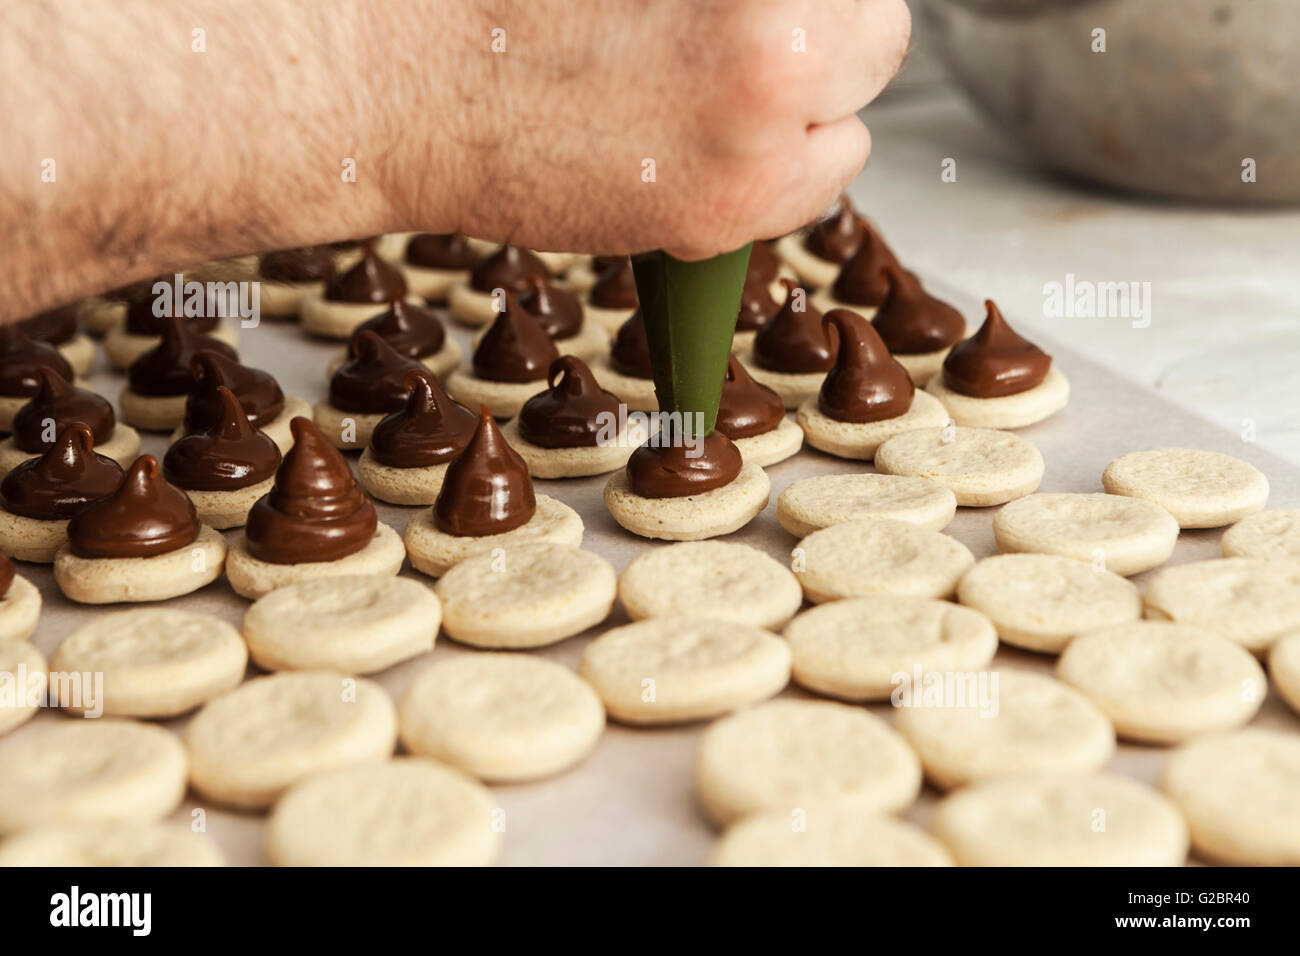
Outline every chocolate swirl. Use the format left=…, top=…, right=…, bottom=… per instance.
left=518, top=356, right=622, bottom=449
left=0, top=552, right=11, bottom=597
left=245, top=417, right=378, bottom=564
left=471, top=294, right=560, bottom=383
left=12, top=367, right=115, bottom=453
left=66, top=454, right=198, bottom=558
left=0, top=325, right=75, bottom=398
left=123, top=285, right=219, bottom=335
left=433, top=407, right=536, bottom=536
left=329, top=330, right=426, bottom=413
left=352, top=301, right=447, bottom=360
left=588, top=257, right=638, bottom=309
left=871, top=264, right=965, bottom=355
left=829, top=222, right=902, bottom=308
left=469, top=245, right=549, bottom=295
left=610, top=311, right=654, bottom=379
left=942, top=300, right=1051, bottom=398
left=183, top=350, right=284, bottom=433
left=1, top=423, right=123, bottom=521
left=752, top=281, right=837, bottom=374
left=715, top=356, right=784, bottom=439
left=369, top=369, right=478, bottom=468
left=259, top=246, right=335, bottom=284
left=818, top=309, right=914, bottom=423
left=164, top=386, right=281, bottom=491
left=405, top=233, right=479, bottom=270
left=517, top=275, right=583, bottom=339
left=127, top=315, right=238, bottom=397
left=324, top=245, right=407, bottom=304
left=804, top=195, right=869, bottom=263
left=17, top=304, right=79, bottom=345
left=626, top=431, right=742, bottom=498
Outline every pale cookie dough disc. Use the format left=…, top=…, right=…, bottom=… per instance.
left=1057, top=621, right=1265, bottom=743
left=604, top=463, right=770, bottom=542
left=1143, top=557, right=1300, bottom=653
left=184, top=670, right=398, bottom=809
left=1222, top=508, right=1300, bottom=563
left=117, top=387, right=190, bottom=432
left=783, top=595, right=997, bottom=702
left=584, top=303, right=637, bottom=337
left=0, top=823, right=224, bottom=867
left=894, top=670, right=1115, bottom=791
left=243, top=575, right=440, bottom=673
left=401, top=264, right=468, bottom=301
left=312, top=400, right=386, bottom=451
left=891, top=346, right=954, bottom=387
left=874, top=426, right=1044, bottom=507
left=54, top=524, right=227, bottom=604
left=793, top=518, right=974, bottom=604
left=0, top=719, right=188, bottom=834
left=710, top=806, right=953, bottom=867
left=0, top=574, right=42, bottom=641
left=445, top=370, right=550, bottom=420
left=435, top=544, right=615, bottom=648
left=1270, top=631, right=1300, bottom=717
left=51, top=609, right=248, bottom=717
left=992, top=492, right=1179, bottom=576
left=810, top=289, right=877, bottom=319
left=579, top=617, right=790, bottom=725
left=737, top=347, right=826, bottom=410
left=301, top=295, right=424, bottom=340
left=0, top=510, right=69, bottom=563
left=357, top=448, right=450, bottom=506
left=266, top=757, right=500, bottom=866
left=796, top=390, right=949, bottom=461
left=183, top=476, right=275, bottom=530
left=587, top=357, right=659, bottom=412
left=1102, top=447, right=1269, bottom=528
left=404, top=495, right=584, bottom=578
left=499, top=417, right=642, bottom=479
left=399, top=654, right=604, bottom=782
left=0, top=639, right=46, bottom=735
left=956, top=553, right=1142, bottom=653
left=618, top=541, right=803, bottom=631
left=925, top=366, right=1070, bottom=429
left=225, top=522, right=406, bottom=600
left=932, top=773, right=1188, bottom=866
left=777, top=473, right=956, bottom=537
left=774, top=233, right=839, bottom=289
left=730, top=417, right=804, bottom=468
left=694, top=699, right=921, bottom=827
left=1162, top=729, right=1300, bottom=865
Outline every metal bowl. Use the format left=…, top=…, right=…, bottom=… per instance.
left=920, top=0, right=1300, bottom=203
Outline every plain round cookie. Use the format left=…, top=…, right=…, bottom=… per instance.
left=710, top=806, right=952, bottom=867
left=435, top=544, right=615, bottom=648
left=992, top=492, right=1179, bottom=576
left=0, top=574, right=41, bottom=641
left=1057, top=621, right=1265, bottom=743
left=932, top=773, right=1188, bottom=866
left=793, top=518, right=974, bottom=604
left=184, top=671, right=397, bottom=809
left=51, top=609, right=248, bottom=717
left=874, top=426, right=1044, bottom=506
left=225, top=522, right=405, bottom=600
left=784, top=595, right=996, bottom=701
left=357, top=449, right=450, bottom=506
left=0, top=510, right=72, bottom=564
left=0, top=639, right=46, bottom=735
left=1222, top=508, right=1300, bottom=562
left=242, top=575, right=440, bottom=673
left=777, top=473, right=956, bottom=537
left=1270, top=631, right=1300, bottom=717
left=399, top=655, right=604, bottom=782
left=796, top=389, right=949, bottom=460
left=266, top=757, right=500, bottom=866
left=774, top=233, right=840, bottom=289
left=604, top=462, right=770, bottom=541
left=956, top=553, right=1142, bottom=653
left=1162, top=729, right=1300, bottom=865
left=894, top=670, right=1114, bottom=790
left=579, top=617, right=790, bottom=725
left=0, top=823, right=223, bottom=867
left=737, top=347, right=826, bottom=409
left=694, top=699, right=921, bottom=827
left=1143, top=557, right=1300, bottom=653
left=0, top=719, right=188, bottom=834
left=1102, top=447, right=1269, bottom=528
left=404, top=495, right=584, bottom=578
left=618, top=541, right=803, bottom=630
left=925, top=366, right=1070, bottom=429
left=54, top=524, right=227, bottom=604
left=730, top=417, right=804, bottom=468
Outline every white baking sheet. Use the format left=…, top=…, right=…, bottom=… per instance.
left=15, top=276, right=1300, bottom=866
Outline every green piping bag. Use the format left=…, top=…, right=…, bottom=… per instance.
left=631, top=244, right=752, bottom=436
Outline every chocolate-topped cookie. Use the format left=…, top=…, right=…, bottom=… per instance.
left=16, top=303, right=96, bottom=376
left=869, top=264, right=966, bottom=385
left=103, top=284, right=239, bottom=370
left=315, top=330, right=428, bottom=450
left=590, top=311, right=659, bottom=413
left=712, top=356, right=802, bottom=467
left=446, top=294, right=562, bottom=419
left=0, top=367, right=141, bottom=472
left=174, top=349, right=308, bottom=453
left=449, top=245, right=550, bottom=327
left=301, top=241, right=412, bottom=340
left=258, top=246, right=336, bottom=320
left=119, top=315, right=239, bottom=432
left=0, top=325, right=76, bottom=433
left=401, top=233, right=480, bottom=302
left=584, top=257, right=640, bottom=336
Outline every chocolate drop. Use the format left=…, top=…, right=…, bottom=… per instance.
left=164, top=386, right=281, bottom=491
left=752, top=281, right=837, bottom=374
left=817, top=309, right=915, bottom=423
left=369, top=369, right=478, bottom=468
left=829, top=223, right=902, bottom=308
left=126, top=315, right=238, bottom=397
left=0, top=552, right=11, bottom=597
left=433, top=407, right=536, bottom=536
left=746, top=240, right=781, bottom=287
left=941, top=300, right=1052, bottom=398
left=518, top=356, right=622, bottom=449
left=804, top=195, right=869, bottom=263
left=183, top=350, right=285, bottom=433
left=470, top=294, right=560, bottom=383
left=0, top=325, right=75, bottom=398
left=66, top=454, right=198, bottom=558
left=715, top=356, right=785, bottom=439
left=352, top=300, right=447, bottom=359
left=329, top=330, right=427, bottom=414
left=517, top=275, right=583, bottom=339
left=469, top=245, right=549, bottom=295
left=12, top=366, right=115, bottom=453
left=259, top=246, right=335, bottom=284
left=405, top=233, right=479, bottom=270
left=17, top=303, right=79, bottom=345
left=610, top=311, right=654, bottom=379
left=871, top=264, right=965, bottom=355
left=588, top=256, right=639, bottom=310
left=1, top=423, right=123, bottom=521
left=324, top=244, right=407, bottom=303
left=123, top=285, right=219, bottom=335
left=625, top=431, right=742, bottom=499
left=735, top=274, right=780, bottom=333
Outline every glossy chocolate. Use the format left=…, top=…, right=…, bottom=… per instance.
left=164, top=386, right=281, bottom=491
left=352, top=300, right=447, bottom=360
left=588, top=257, right=639, bottom=310
left=183, top=350, right=285, bottom=432
left=329, top=330, right=426, bottom=413
left=804, top=195, right=869, bottom=263
left=259, top=246, right=335, bottom=283
left=405, top=233, right=479, bottom=270
left=747, top=240, right=781, bottom=286
left=818, top=309, right=915, bottom=423
left=518, top=356, right=622, bottom=449
left=12, top=367, right=115, bottom=453
left=871, top=264, right=965, bottom=355
left=610, top=310, right=654, bottom=379
left=470, top=294, right=559, bottom=383
left=18, top=303, right=79, bottom=345
left=324, top=246, right=407, bottom=303
left=829, top=223, right=902, bottom=308
left=735, top=274, right=780, bottom=332
left=469, top=245, right=549, bottom=295
left=369, top=369, right=478, bottom=468
left=66, top=454, right=198, bottom=558
left=752, top=281, right=837, bottom=374
left=123, top=287, right=219, bottom=335
left=245, top=417, right=378, bottom=564
left=433, top=407, right=536, bottom=536
left=942, top=300, right=1052, bottom=398
left=715, top=356, right=784, bottom=439
left=517, top=275, right=583, bottom=339
left=126, top=315, right=238, bottom=397
left=1, top=423, right=123, bottom=521
left=0, top=325, right=75, bottom=397
left=0, top=552, right=11, bottom=597
left=626, top=430, right=742, bottom=498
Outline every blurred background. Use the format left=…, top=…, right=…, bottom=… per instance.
left=849, top=0, right=1300, bottom=463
